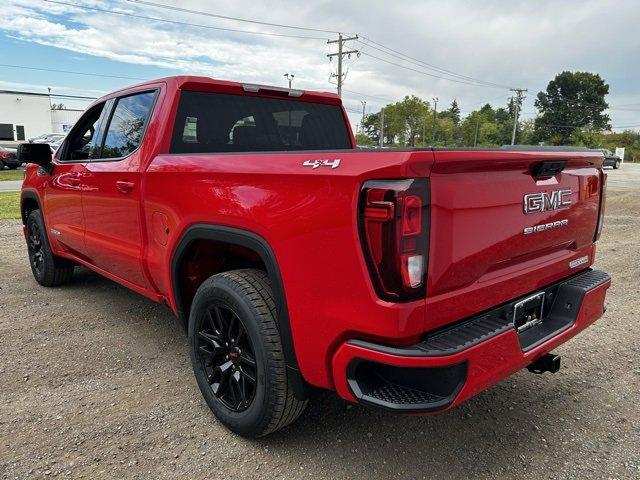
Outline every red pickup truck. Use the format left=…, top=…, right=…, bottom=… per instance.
left=18, top=76, right=611, bottom=438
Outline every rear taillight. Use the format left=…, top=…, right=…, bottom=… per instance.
left=594, top=171, right=607, bottom=241
left=359, top=179, right=429, bottom=301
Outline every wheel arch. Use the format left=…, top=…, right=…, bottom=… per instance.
left=20, top=190, right=42, bottom=225
left=171, top=224, right=307, bottom=399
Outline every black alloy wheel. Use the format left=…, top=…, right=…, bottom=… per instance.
left=27, top=219, right=44, bottom=277
left=195, top=304, right=258, bottom=412
left=188, top=269, right=307, bottom=437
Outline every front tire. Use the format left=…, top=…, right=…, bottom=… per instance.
left=614, top=160, right=620, bottom=169
left=26, top=210, right=74, bottom=286
left=188, top=269, right=307, bottom=437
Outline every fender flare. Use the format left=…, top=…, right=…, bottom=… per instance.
left=171, top=224, right=307, bottom=399
left=19, top=190, right=43, bottom=224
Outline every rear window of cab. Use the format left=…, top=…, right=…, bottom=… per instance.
left=170, top=91, right=351, bottom=153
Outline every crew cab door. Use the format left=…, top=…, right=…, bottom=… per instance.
left=81, top=90, right=158, bottom=288
left=44, top=102, right=108, bottom=257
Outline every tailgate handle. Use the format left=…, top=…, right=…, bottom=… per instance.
left=531, top=161, right=566, bottom=179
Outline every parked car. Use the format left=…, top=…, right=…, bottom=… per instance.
left=18, top=76, right=611, bottom=438
left=28, top=133, right=65, bottom=144
left=48, top=136, right=65, bottom=154
left=0, top=146, right=20, bottom=169
left=601, top=149, right=622, bottom=169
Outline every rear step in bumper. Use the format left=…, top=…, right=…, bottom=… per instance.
left=332, top=269, right=611, bottom=413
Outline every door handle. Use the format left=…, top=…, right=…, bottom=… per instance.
left=116, top=180, right=135, bottom=194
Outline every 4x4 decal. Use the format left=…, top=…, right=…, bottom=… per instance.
left=302, top=159, right=341, bottom=169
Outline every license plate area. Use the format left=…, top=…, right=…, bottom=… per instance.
left=513, top=292, right=545, bottom=333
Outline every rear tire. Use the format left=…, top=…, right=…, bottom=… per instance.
left=613, top=160, right=620, bottom=169
left=188, top=268, right=307, bottom=437
left=26, top=210, right=74, bottom=287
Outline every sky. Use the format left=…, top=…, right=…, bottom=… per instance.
left=1, top=0, right=639, bottom=131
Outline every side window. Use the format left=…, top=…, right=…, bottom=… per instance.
left=60, top=103, right=107, bottom=161
left=101, top=91, right=156, bottom=159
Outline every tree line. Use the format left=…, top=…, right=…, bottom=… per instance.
left=355, top=71, right=639, bottom=162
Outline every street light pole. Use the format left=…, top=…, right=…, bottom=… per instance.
left=283, top=73, right=295, bottom=88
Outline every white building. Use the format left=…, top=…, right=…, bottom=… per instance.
left=0, top=90, right=84, bottom=141
left=51, top=108, right=84, bottom=134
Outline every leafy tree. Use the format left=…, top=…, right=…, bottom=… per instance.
left=386, top=95, right=430, bottom=146
left=440, top=99, right=461, bottom=125
left=362, top=111, right=382, bottom=145
left=533, top=71, right=610, bottom=145
left=364, top=96, right=431, bottom=146
left=353, top=71, right=633, bottom=153
left=355, top=133, right=373, bottom=146
left=519, top=118, right=536, bottom=145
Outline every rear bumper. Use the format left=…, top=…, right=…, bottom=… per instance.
left=331, top=269, right=611, bottom=412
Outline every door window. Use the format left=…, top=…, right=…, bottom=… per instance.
left=100, top=91, right=156, bottom=159
left=60, top=103, right=107, bottom=161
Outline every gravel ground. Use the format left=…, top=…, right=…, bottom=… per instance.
left=1, top=167, right=639, bottom=479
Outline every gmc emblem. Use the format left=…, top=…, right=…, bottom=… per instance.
left=523, top=189, right=572, bottom=214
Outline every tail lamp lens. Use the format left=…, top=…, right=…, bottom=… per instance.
left=594, top=171, right=607, bottom=241
left=359, top=179, right=429, bottom=301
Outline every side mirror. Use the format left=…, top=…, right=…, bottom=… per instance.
left=17, top=143, right=53, bottom=174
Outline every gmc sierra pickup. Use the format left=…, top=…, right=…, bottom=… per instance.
left=18, top=76, right=611, bottom=438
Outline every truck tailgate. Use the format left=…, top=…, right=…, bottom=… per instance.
left=425, top=149, right=604, bottom=330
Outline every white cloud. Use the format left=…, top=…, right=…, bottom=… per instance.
left=3, top=0, right=640, bottom=130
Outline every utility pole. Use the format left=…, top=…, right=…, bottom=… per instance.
left=473, top=117, right=480, bottom=147
left=431, top=97, right=439, bottom=144
left=422, top=118, right=427, bottom=146
left=283, top=73, right=295, bottom=88
left=379, top=107, right=385, bottom=148
left=327, top=33, right=359, bottom=97
left=360, top=100, right=367, bottom=134
left=510, top=88, right=528, bottom=145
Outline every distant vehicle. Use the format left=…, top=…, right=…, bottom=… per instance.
left=0, top=146, right=20, bottom=169
left=601, top=149, right=622, bottom=169
left=28, top=133, right=65, bottom=144
left=48, top=137, right=66, bottom=154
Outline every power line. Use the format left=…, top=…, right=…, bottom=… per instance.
left=124, top=0, right=344, bottom=35
left=43, top=0, right=328, bottom=40
left=357, top=36, right=514, bottom=90
left=0, top=62, right=145, bottom=81
left=42, top=0, right=526, bottom=97
left=342, top=89, right=395, bottom=103
left=359, top=51, right=509, bottom=89
left=49, top=93, right=98, bottom=100
left=115, top=0, right=520, bottom=92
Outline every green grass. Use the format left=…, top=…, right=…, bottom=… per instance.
left=0, top=192, right=21, bottom=219
left=0, top=169, right=24, bottom=181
